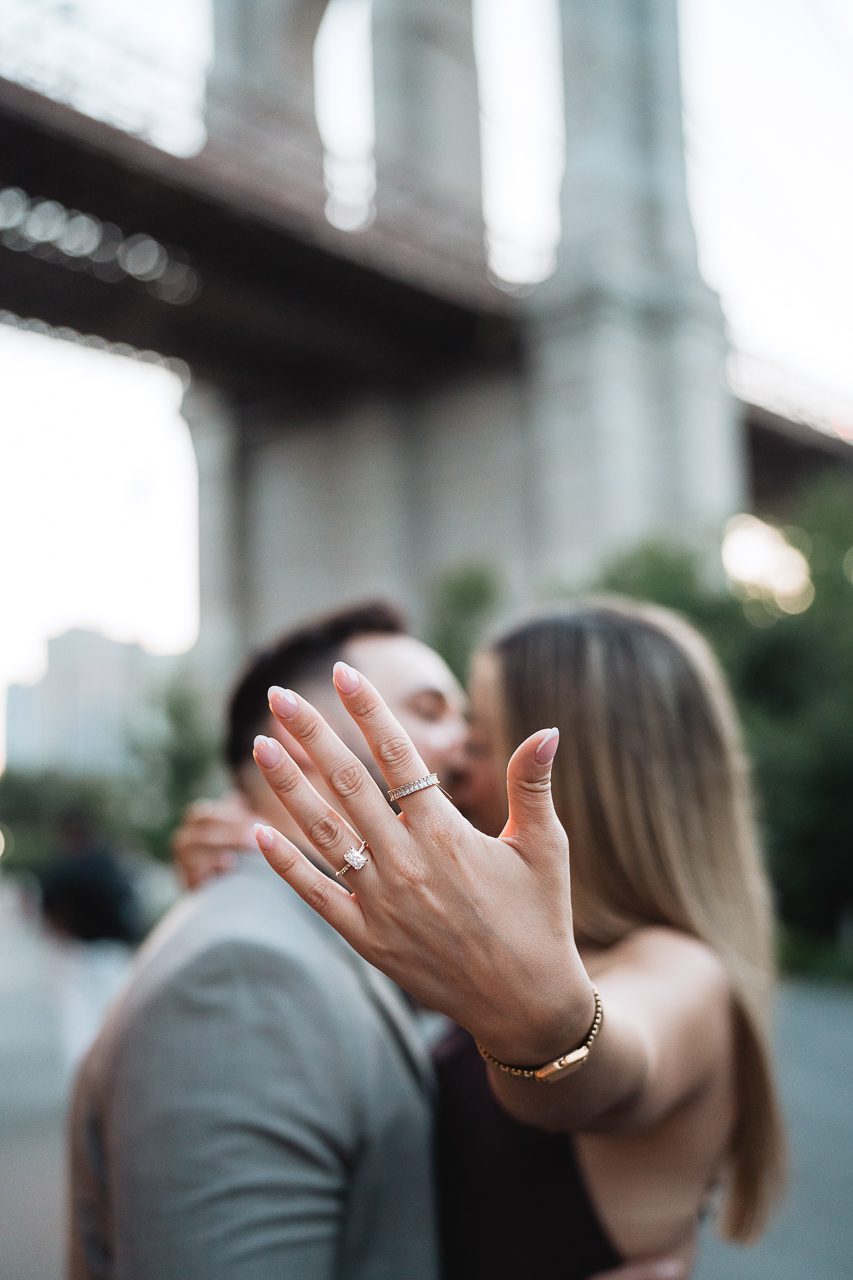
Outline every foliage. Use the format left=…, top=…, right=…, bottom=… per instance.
left=425, top=474, right=853, bottom=954
left=0, top=671, right=218, bottom=871
left=589, top=473, right=853, bottom=948
left=0, top=769, right=123, bottom=871
left=127, top=671, right=220, bottom=862
left=778, top=927, right=853, bottom=984
left=427, top=563, right=502, bottom=683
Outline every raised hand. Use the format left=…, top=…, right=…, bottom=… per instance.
left=252, top=661, right=595, bottom=1065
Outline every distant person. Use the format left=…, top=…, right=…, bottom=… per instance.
left=251, top=598, right=787, bottom=1277
left=40, top=810, right=139, bottom=946
left=39, top=809, right=140, bottom=1073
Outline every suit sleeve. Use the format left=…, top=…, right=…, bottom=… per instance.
left=102, top=940, right=365, bottom=1280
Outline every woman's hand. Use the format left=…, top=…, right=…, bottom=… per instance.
left=252, top=661, right=595, bottom=1065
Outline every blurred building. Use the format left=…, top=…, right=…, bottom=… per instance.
left=0, top=0, right=851, bottom=692
left=6, top=631, right=175, bottom=777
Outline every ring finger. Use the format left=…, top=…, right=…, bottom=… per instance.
left=252, top=734, right=373, bottom=879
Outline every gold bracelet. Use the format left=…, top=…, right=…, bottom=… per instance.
left=476, top=987, right=603, bottom=1084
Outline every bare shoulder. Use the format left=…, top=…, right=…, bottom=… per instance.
left=609, top=925, right=729, bottom=989
left=582, top=927, right=735, bottom=1134
left=588, top=926, right=733, bottom=1060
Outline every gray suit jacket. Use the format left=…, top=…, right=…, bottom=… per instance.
left=68, top=854, right=440, bottom=1280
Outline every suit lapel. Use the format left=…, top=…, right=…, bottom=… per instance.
left=356, top=961, right=437, bottom=1097
left=312, top=913, right=436, bottom=1096
left=244, top=856, right=436, bottom=1095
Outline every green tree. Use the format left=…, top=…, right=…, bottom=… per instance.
left=0, top=770, right=120, bottom=871
left=428, top=563, right=503, bottom=683
left=591, top=473, right=853, bottom=947
left=128, top=671, right=220, bottom=862
left=0, top=671, right=218, bottom=872
left=424, top=475, right=853, bottom=956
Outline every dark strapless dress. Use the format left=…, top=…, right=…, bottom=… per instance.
left=434, top=1024, right=623, bottom=1280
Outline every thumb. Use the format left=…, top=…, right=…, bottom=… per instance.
left=503, top=727, right=564, bottom=856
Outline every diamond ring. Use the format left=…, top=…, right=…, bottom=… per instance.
left=335, top=838, right=369, bottom=878
left=387, top=773, right=451, bottom=804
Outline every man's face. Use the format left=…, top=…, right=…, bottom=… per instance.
left=243, top=633, right=469, bottom=824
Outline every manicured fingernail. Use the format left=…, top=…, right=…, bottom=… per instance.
left=253, top=735, right=282, bottom=767
left=653, top=1264, right=683, bottom=1280
left=534, top=727, right=560, bottom=764
left=333, top=661, right=361, bottom=694
left=253, top=822, right=276, bottom=851
left=269, top=686, right=299, bottom=718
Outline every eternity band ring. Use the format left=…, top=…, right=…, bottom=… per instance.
left=386, top=773, right=451, bottom=804
left=335, top=839, right=370, bottom=878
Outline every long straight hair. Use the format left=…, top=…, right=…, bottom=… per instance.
left=489, top=597, right=786, bottom=1243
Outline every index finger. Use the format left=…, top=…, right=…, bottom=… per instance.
left=331, top=662, right=449, bottom=814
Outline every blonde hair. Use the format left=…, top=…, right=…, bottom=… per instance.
left=489, top=596, right=786, bottom=1243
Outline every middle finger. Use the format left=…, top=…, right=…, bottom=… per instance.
left=252, top=733, right=372, bottom=876
left=263, top=686, right=399, bottom=844
left=266, top=685, right=401, bottom=845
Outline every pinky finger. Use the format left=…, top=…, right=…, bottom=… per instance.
left=253, top=823, right=365, bottom=944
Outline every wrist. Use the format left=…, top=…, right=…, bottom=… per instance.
left=478, top=973, right=598, bottom=1069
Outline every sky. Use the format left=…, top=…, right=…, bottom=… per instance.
left=1, top=0, right=852, bottom=767
left=0, top=331, right=199, bottom=764
left=680, top=0, right=853, bottom=405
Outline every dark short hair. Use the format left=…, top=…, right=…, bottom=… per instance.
left=224, top=600, right=408, bottom=772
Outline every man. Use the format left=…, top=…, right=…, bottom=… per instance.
left=39, top=808, right=140, bottom=1073
left=69, top=602, right=466, bottom=1280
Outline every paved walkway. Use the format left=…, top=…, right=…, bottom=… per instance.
left=696, top=979, right=853, bottom=1279
left=0, top=884, right=66, bottom=1280
left=2, top=880, right=852, bottom=1279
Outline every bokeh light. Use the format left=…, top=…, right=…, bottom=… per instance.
left=0, top=186, right=200, bottom=305
left=723, top=513, right=815, bottom=614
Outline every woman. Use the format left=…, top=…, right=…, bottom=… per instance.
left=250, top=598, right=786, bottom=1276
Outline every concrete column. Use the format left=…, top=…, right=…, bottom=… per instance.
left=204, top=0, right=327, bottom=217
left=208, top=0, right=325, bottom=122
left=399, top=369, right=530, bottom=618
left=522, top=0, right=742, bottom=583
left=665, top=297, right=746, bottom=541
left=242, top=395, right=414, bottom=642
left=182, top=380, right=247, bottom=694
left=372, top=0, right=484, bottom=242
